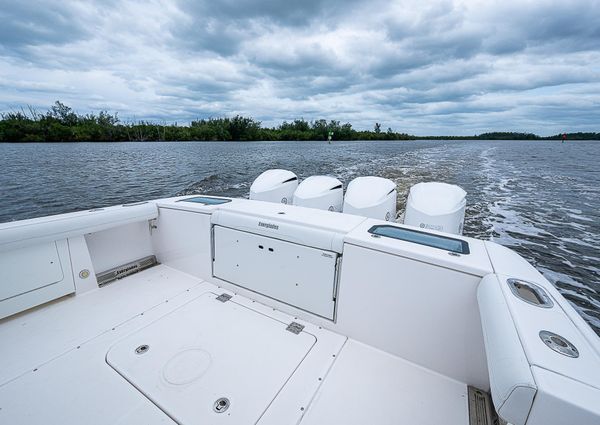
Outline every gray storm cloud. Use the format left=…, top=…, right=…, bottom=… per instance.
left=0, top=0, right=599, bottom=135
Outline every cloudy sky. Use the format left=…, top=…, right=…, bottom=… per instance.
left=0, top=0, right=599, bottom=135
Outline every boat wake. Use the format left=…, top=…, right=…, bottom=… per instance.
left=474, top=146, right=600, bottom=334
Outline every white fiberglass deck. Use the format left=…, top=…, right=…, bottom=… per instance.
left=0, top=265, right=468, bottom=425
left=302, top=340, right=468, bottom=425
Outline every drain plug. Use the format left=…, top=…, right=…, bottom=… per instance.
left=135, top=344, right=150, bottom=355
left=213, top=397, right=230, bottom=413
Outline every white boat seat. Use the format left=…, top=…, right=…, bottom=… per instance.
left=477, top=274, right=537, bottom=425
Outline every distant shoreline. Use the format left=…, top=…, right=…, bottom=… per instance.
left=2, top=101, right=598, bottom=143
left=2, top=138, right=600, bottom=143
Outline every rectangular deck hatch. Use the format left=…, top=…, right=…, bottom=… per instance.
left=106, top=292, right=316, bottom=425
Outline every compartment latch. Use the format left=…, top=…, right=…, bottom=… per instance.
left=216, top=293, right=232, bottom=303
left=286, top=322, right=305, bottom=334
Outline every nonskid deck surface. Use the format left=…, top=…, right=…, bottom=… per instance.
left=302, top=340, right=468, bottom=425
left=0, top=265, right=469, bottom=424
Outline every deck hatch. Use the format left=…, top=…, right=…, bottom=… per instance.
left=106, top=292, right=316, bottom=424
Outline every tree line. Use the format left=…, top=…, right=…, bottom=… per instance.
left=0, top=101, right=597, bottom=142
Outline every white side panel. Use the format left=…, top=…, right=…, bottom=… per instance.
left=0, top=242, right=63, bottom=300
left=67, top=235, right=98, bottom=293
left=151, top=208, right=213, bottom=280
left=0, top=239, right=74, bottom=319
left=213, top=226, right=338, bottom=319
left=335, top=243, right=489, bottom=388
left=528, top=366, right=600, bottom=425
left=85, top=221, right=153, bottom=273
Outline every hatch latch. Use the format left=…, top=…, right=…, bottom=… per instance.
left=286, top=322, right=305, bottom=334
left=216, top=293, right=232, bottom=303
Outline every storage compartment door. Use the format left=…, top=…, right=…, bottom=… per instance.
left=213, top=226, right=338, bottom=319
left=0, top=240, right=75, bottom=319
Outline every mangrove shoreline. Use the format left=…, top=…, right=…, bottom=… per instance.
left=1, top=101, right=597, bottom=142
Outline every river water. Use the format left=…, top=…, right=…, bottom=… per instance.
left=1, top=140, right=599, bottom=336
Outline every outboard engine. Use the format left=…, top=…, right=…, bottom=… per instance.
left=403, top=182, right=466, bottom=235
left=293, top=176, right=343, bottom=212
left=249, top=169, right=298, bottom=204
left=343, top=176, right=397, bottom=221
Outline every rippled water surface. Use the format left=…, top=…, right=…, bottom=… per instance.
left=1, top=140, right=599, bottom=335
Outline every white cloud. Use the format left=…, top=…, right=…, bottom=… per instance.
left=0, top=0, right=599, bottom=135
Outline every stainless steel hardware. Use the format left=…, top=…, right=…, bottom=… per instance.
left=507, top=278, right=554, bottom=308
left=539, top=331, right=579, bottom=358
left=213, top=397, right=230, bottom=413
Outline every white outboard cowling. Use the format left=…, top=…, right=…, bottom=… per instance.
left=293, top=176, right=343, bottom=212
left=403, top=182, right=467, bottom=235
left=343, top=176, right=397, bottom=221
left=249, top=169, right=298, bottom=205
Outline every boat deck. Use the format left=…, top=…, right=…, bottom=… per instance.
left=0, top=265, right=468, bottom=424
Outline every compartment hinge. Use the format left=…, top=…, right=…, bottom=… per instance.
left=286, top=322, right=305, bottom=334
left=149, top=218, right=158, bottom=234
